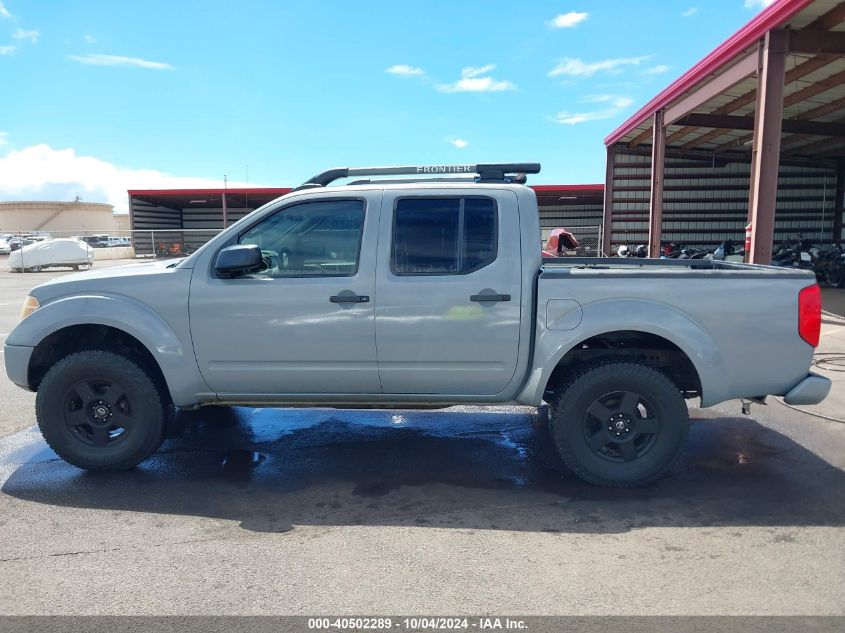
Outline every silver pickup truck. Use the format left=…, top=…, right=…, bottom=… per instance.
left=3, top=163, right=831, bottom=486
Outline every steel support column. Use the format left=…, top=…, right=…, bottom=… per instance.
left=835, top=159, right=845, bottom=244
left=748, top=30, right=787, bottom=264
left=648, top=110, right=665, bottom=257
left=602, top=145, right=615, bottom=256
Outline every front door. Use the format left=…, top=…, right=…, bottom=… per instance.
left=189, top=193, right=382, bottom=396
left=374, top=190, right=523, bottom=395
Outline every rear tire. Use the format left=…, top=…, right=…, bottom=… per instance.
left=36, top=351, right=166, bottom=470
left=549, top=361, right=689, bottom=487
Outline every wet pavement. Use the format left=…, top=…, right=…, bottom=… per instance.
left=0, top=400, right=843, bottom=616
left=2, top=405, right=844, bottom=536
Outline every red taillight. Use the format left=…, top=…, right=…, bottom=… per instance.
left=798, top=284, right=821, bottom=347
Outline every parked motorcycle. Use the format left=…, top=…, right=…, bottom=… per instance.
left=814, top=244, right=845, bottom=288
left=772, top=238, right=814, bottom=271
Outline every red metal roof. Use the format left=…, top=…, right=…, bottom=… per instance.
left=603, top=0, right=814, bottom=146
left=531, top=184, right=603, bottom=192
left=128, top=187, right=292, bottom=196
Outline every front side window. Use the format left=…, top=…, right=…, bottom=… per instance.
left=239, top=199, right=364, bottom=277
left=391, top=197, right=497, bottom=275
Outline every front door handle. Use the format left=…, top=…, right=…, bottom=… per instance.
left=470, top=293, right=511, bottom=302
left=330, top=294, right=370, bottom=303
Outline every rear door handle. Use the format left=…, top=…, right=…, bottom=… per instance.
left=330, top=294, right=370, bottom=303
left=470, top=293, right=511, bottom=302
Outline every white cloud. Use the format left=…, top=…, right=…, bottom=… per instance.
left=0, top=1, right=11, bottom=19
left=548, top=55, right=652, bottom=78
left=643, top=64, right=671, bottom=75
left=547, top=11, right=588, bottom=28
left=385, top=64, right=425, bottom=77
left=447, top=138, right=469, bottom=149
left=0, top=131, right=8, bottom=145
left=581, top=94, right=622, bottom=103
left=0, top=144, right=254, bottom=213
left=744, top=0, right=776, bottom=8
left=84, top=34, right=95, bottom=44
left=12, top=27, right=39, bottom=43
left=436, top=64, right=516, bottom=93
left=67, top=54, right=174, bottom=70
left=0, top=44, right=15, bottom=55
left=461, top=64, right=496, bottom=78
left=549, top=96, right=633, bottom=125
left=682, top=7, right=698, bottom=16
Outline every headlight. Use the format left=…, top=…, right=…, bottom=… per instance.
left=19, top=295, right=39, bottom=321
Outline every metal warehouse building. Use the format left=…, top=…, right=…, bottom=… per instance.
left=602, top=0, right=845, bottom=262
left=128, top=185, right=606, bottom=256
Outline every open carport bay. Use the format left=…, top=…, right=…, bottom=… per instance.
left=0, top=261, right=844, bottom=615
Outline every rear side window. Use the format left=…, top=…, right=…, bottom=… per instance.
left=391, top=197, right=497, bottom=275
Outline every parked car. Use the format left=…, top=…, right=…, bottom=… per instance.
left=3, top=163, right=830, bottom=486
left=78, top=235, right=111, bottom=248
left=7, top=238, right=94, bottom=272
left=0, top=238, right=11, bottom=255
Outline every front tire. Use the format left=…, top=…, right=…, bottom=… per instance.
left=549, top=362, right=689, bottom=487
left=36, top=351, right=166, bottom=470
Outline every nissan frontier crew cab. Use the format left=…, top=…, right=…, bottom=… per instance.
left=4, top=163, right=831, bottom=486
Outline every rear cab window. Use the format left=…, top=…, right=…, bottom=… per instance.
left=391, top=197, right=497, bottom=275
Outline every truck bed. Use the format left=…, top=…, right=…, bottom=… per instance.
left=528, top=257, right=818, bottom=409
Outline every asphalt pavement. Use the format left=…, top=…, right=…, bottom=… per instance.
left=0, top=257, right=843, bottom=616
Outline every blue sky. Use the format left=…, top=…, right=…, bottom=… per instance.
left=0, top=0, right=775, bottom=211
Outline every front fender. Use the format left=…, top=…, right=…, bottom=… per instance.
left=517, top=298, right=725, bottom=407
left=7, top=294, right=211, bottom=406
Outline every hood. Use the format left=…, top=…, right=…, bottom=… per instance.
left=30, top=258, right=189, bottom=303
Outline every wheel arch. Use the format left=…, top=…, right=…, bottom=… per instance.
left=10, top=294, right=210, bottom=406
left=27, top=324, right=172, bottom=403
left=542, top=330, right=703, bottom=403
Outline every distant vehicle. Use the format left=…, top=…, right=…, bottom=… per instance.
left=542, top=228, right=580, bottom=258
left=107, top=236, right=131, bottom=247
left=7, top=238, right=94, bottom=272
left=3, top=162, right=830, bottom=487
left=0, top=239, right=11, bottom=255
left=78, top=235, right=111, bottom=248
left=9, top=235, right=47, bottom=252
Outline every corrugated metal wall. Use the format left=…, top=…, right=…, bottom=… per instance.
left=130, top=201, right=256, bottom=255
left=537, top=190, right=604, bottom=255
left=538, top=201, right=604, bottom=236
left=129, top=201, right=182, bottom=255
left=607, top=146, right=839, bottom=252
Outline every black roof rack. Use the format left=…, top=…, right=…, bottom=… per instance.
left=295, top=163, right=541, bottom=190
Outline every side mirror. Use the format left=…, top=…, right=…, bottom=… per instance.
left=214, top=244, right=263, bottom=277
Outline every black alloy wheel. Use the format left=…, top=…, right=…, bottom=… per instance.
left=36, top=351, right=166, bottom=470
left=582, top=390, right=661, bottom=463
left=549, top=361, right=689, bottom=487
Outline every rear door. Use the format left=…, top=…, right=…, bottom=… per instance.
left=374, top=189, right=523, bottom=395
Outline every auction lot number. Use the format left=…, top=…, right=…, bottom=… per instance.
left=308, top=618, right=473, bottom=630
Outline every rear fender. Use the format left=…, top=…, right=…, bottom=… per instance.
left=517, top=298, right=725, bottom=406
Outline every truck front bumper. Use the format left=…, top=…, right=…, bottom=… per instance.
left=783, top=372, right=832, bottom=405
left=3, top=344, right=34, bottom=391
